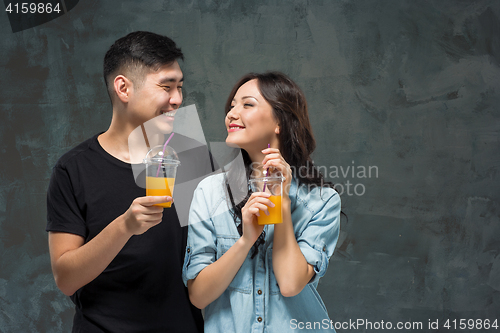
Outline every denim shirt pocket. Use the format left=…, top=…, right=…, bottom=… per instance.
left=217, top=235, right=253, bottom=294
left=266, top=249, right=281, bottom=295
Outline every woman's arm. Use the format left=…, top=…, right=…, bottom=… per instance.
left=187, top=237, right=252, bottom=309
left=260, top=147, right=318, bottom=297
left=187, top=192, right=268, bottom=309
left=272, top=197, right=315, bottom=297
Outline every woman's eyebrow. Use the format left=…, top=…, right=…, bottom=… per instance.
left=241, top=96, right=258, bottom=101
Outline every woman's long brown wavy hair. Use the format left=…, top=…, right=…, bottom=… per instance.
left=224, top=72, right=336, bottom=257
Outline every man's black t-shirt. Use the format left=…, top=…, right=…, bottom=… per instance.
left=47, top=133, right=213, bottom=332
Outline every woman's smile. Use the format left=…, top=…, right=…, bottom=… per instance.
left=228, top=123, right=245, bottom=132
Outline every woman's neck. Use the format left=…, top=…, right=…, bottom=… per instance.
left=247, top=150, right=266, bottom=165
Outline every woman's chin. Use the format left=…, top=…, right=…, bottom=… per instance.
left=225, top=138, right=242, bottom=148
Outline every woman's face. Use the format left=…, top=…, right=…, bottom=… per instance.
left=225, top=79, right=280, bottom=152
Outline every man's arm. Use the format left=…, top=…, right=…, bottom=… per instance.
left=48, top=195, right=171, bottom=296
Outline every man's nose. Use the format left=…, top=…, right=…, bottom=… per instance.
left=170, top=88, right=182, bottom=107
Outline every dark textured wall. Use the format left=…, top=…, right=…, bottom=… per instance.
left=1, top=0, right=499, bottom=331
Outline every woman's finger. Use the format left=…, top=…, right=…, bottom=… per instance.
left=248, top=207, right=261, bottom=217
left=247, top=196, right=275, bottom=209
left=263, top=160, right=290, bottom=176
left=261, top=153, right=281, bottom=164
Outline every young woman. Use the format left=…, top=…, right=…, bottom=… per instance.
left=183, top=72, right=341, bottom=332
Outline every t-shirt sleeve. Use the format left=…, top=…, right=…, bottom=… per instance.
left=296, top=191, right=341, bottom=284
left=182, top=183, right=217, bottom=286
left=46, top=164, right=87, bottom=237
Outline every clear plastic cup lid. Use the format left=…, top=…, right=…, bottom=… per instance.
left=143, top=145, right=180, bottom=165
left=249, top=175, right=285, bottom=182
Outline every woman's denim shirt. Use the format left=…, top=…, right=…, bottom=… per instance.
left=183, top=173, right=341, bottom=333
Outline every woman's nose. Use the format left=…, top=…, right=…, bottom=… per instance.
left=226, top=106, right=239, bottom=120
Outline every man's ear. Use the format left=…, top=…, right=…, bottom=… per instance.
left=114, top=75, right=133, bottom=103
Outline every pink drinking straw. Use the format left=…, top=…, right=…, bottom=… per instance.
left=156, top=132, right=175, bottom=177
left=262, top=143, right=270, bottom=192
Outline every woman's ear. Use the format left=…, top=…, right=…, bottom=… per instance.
left=275, top=125, right=280, bottom=134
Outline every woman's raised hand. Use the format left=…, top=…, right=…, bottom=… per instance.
left=240, top=192, right=271, bottom=244
left=261, top=148, right=292, bottom=196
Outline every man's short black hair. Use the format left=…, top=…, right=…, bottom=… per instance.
left=103, top=31, right=184, bottom=100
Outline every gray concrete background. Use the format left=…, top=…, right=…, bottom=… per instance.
left=0, top=0, right=499, bottom=331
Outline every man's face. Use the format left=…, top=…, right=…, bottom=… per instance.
left=127, top=60, right=183, bottom=133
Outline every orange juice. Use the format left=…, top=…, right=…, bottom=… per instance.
left=257, top=195, right=282, bottom=225
left=146, top=176, right=175, bottom=208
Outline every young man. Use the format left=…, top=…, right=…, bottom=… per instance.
left=46, top=31, right=211, bottom=332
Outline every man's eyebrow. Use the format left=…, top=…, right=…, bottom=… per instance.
left=159, top=77, right=184, bottom=84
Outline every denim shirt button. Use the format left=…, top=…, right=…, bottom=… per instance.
left=257, top=316, right=263, bottom=322
left=257, top=289, right=262, bottom=295
left=187, top=247, right=191, bottom=253
left=322, top=246, right=326, bottom=252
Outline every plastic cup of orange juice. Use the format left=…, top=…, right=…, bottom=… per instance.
left=144, top=145, right=180, bottom=208
left=248, top=175, right=284, bottom=225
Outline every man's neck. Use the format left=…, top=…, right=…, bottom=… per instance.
left=98, top=110, right=138, bottom=163
left=98, top=111, right=167, bottom=164
left=98, top=127, right=133, bottom=163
